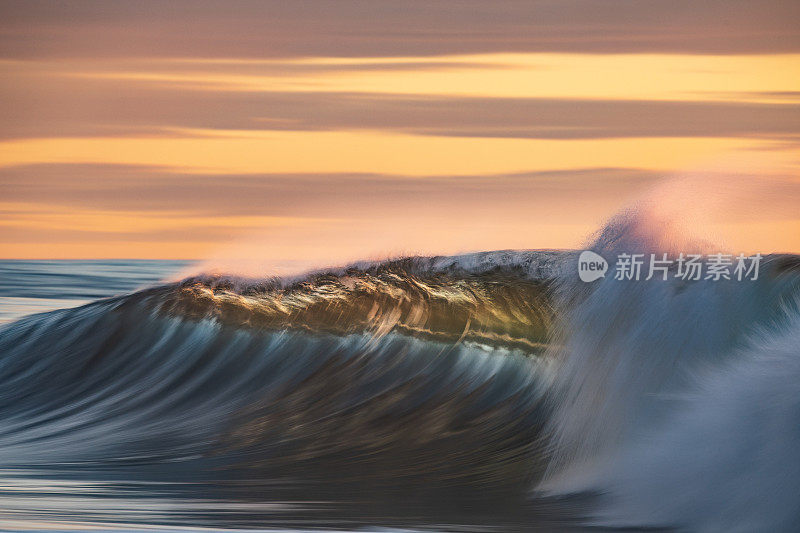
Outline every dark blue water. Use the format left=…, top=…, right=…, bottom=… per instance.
left=0, top=260, right=192, bottom=324
left=1, top=246, right=798, bottom=531
left=0, top=255, right=567, bottom=531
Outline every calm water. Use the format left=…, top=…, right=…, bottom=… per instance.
left=0, top=260, right=192, bottom=324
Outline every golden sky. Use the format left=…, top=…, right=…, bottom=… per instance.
left=1, top=1, right=799, bottom=265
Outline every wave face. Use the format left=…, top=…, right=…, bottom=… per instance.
left=1, top=240, right=800, bottom=531
left=0, top=252, right=566, bottom=529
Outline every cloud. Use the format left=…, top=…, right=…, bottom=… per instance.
left=0, top=164, right=661, bottom=217
left=2, top=78, right=798, bottom=141
left=2, top=1, right=799, bottom=58
left=6, top=163, right=798, bottom=230
left=4, top=164, right=799, bottom=259
left=1, top=1, right=798, bottom=258
left=0, top=164, right=659, bottom=259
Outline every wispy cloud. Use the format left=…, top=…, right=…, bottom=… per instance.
left=5, top=89, right=798, bottom=141
left=2, top=1, right=798, bottom=58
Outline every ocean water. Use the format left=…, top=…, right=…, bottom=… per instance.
left=0, top=256, right=575, bottom=531
left=0, top=260, right=191, bottom=324
left=1, top=214, right=800, bottom=531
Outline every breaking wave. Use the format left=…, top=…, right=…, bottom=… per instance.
left=0, top=251, right=565, bottom=528
left=1, top=222, right=799, bottom=530
left=541, top=211, right=800, bottom=531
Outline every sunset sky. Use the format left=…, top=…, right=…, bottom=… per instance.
left=1, top=1, right=799, bottom=268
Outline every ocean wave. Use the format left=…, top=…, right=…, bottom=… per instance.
left=539, top=210, right=800, bottom=531
left=0, top=257, right=562, bottom=528
left=1, top=241, right=800, bottom=530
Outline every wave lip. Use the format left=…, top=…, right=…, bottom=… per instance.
left=145, top=250, right=568, bottom=352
